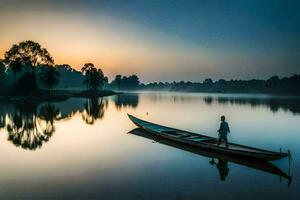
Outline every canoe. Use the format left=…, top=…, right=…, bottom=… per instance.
left=127, top=114, right=288, bottom=161
left=129, top=128, right=291, bottom=185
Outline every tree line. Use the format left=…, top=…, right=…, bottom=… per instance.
left=1, top=40, right=299, bottom=95
left=0, top=41, right=109, bottom=96
left=139, top=76, right=300, bottom=95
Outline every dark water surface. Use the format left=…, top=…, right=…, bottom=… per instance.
left=0, top=92, right=299, bottom=200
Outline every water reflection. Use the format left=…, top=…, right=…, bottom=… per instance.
left=0, top=94, right=140, bottom=150
left=113, top=93, right=139, bottom=110
left=211, top=96, right=300, bottom=114
left=145, top=93, right=300, bottom=114
left=39, top=104, right=61, bottom=136
left=129, top=128, right=292, bottom=186
left=6, top=102, right=60, bottom=150
left=209, top=158, right=229, bottom=181
left=0, top=93, right=299, bottom=154
left=82, top=98, right=108, bottom=125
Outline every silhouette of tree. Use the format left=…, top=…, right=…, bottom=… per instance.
left=115, top=74, right=122, bottom=90
left=16, top=72, right=38, bottom=92
left=81, top=63, right=108, bottom=91
left=4, top=57, right=22, bottom=87
left=82, top=98, right=107, bottom=125
left=56, top=64, right=75, bottom=72
left=38, top=65, right=60, bottom=97
left=138, top=74, right=300, bottom=95
left=4, top=40, right=54, bottom=92
left=203, top=78, right=213, bottom=86
left=4, top=40, right=54, bottom=71
left=112, top=75, right=140, bottom=90
left=55, top=64, right=84, bottom=89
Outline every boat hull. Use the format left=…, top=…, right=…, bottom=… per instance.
left=129, top=127, right=291, bottom=183
left=128, top=114, right=288, bottom=161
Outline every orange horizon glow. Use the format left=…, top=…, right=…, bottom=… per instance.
left=1, top=1, right=299, bottom=82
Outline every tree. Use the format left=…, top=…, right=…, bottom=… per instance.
left=203, top=78, right=213, bottom=86
left=81, top=63, right=108, bottom=90
left=4, top=40, right=54, bottom=91
left=114, top=74, right=122, bottom=90
left=5, top=40, right=54, bottom=71
left=118, top=75, right=140, bottom=90
left=38, top=65, right=60, bottom=97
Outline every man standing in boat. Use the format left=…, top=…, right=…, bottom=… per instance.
left=217, top=116, right=230, bottom=148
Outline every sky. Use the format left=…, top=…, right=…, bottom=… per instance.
left=0, top=0, right=299, bottom=82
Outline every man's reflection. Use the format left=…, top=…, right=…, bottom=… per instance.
left=210, top=158, right=229, bottom=181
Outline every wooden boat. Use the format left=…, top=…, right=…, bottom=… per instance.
left=128, top=114, right=289, bottom=161
left=129, top=128, right=291, bottom=185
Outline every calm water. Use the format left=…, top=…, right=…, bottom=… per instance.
left=0, top=92, right=299, bottom=200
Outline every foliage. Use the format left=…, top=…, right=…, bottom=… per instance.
left=115, top=74, right=122, bottom=90
left=55, top=64, right=84, bottom=89
left=140, top=74, right=300, bottom=95
left=4, top=40, right=54, bottom=70
left=3, top=40, right=55, bottom=91
left=111, top=74, right=140, bottom=90
left=16, top=72, right=38, bottom=92
left=81, top=63, right=108, bottom=90
left=38, top=65, right=60, bottom=96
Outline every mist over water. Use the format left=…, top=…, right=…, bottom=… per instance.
left=0, top=92, right=299, bottom=200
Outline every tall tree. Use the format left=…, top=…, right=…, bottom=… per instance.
left=38, top=65, right=60, bottom=98
left=5, top=40, right=54, bottom=71
left=81, top=63, right=108, bottom=90
left=4, top=41, right=54, bottom=91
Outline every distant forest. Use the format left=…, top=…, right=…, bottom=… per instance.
left=0, top=40, right=299, bottom=95
left=138, top=75, right=300, bottom=95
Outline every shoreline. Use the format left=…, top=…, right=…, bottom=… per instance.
left=0, top=90, right=119, bottom=103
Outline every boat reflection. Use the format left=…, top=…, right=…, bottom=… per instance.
left=128, top=128, right=292, bottom=186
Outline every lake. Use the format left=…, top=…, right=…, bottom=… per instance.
left=0, top=92, right=299, bottom=200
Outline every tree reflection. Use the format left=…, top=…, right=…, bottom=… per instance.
left=6, top=102, right=60, bottom=150
left=203, top=96, right=300, bottom=114
left=82, top=98, right=107, bottom=125
left=0, top=114, right=6, bottom=130
left=114, top=94, right=139, bottom=110
left=39, top=103, right=61, bottom=139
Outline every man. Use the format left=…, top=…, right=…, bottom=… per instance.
left=217, top=115, right=230, bottom=148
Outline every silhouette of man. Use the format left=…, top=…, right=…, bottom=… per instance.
left=217, top=115, right=230, bottom=148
